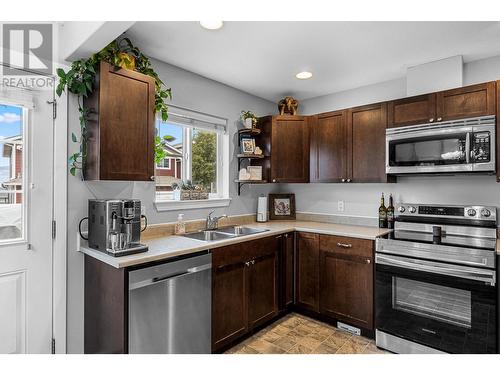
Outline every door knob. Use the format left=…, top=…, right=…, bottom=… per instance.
left=437, top=117, right=442, bottom=121
left=341, top=178, right=346, bottom=182
left=272, top=179, right=276, bottom=183
left=347, top=178, right=351, bottom=182
left=429, top=118, right=434, bottom=122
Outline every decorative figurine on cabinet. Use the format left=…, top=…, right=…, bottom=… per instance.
left=278, top=96, right=299, bottom=115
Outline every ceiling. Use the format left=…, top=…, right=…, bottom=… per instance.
left=127, top=21, right=500, bottom=102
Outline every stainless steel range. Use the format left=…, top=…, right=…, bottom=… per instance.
left=375, top=203, right=497, bottom=354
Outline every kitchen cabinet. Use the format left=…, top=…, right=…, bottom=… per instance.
left=279, top=232, right=295, bottom=310
left=497, top=81, right=500, bottom=182
left=295, top=232, right=319, bottom=313
left=212, top=235, right=280, bottom=351
left=437, top=82, right=496, bottom=122
left=310, top=111, right=348, bottom=182
left=387, top=94, right=437, bottom=128
left=259, top=115, right=310, bottom=183
left=319, top=235, right=374, bottom=330
left=347, top=102, right=391, bottom=183
left=387, top=82, right=496, bottom=128
left=84, top=61, right=156, bottom=181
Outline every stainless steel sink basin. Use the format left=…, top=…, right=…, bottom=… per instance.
left=216, top=226, right=270, bottom=236
left=182, top=230, right=235, bottom=242
left=181, top=226, right=270, bottom=242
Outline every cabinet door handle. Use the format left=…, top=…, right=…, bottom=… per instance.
left=150, top=176, right=155, bottom=181
left=366, top=259, right=371, bottom=264
left=245, top=261, right=250, bottom=267
left=437, top=117, right=442, bottom=122
left=337, top=242, right=352, bottom=248
left=251, top=260, right=255, bottom=265
left=272, top=179, right=277, bottom=183
left=341, top=178, right=346, bottom=182
left=429, top=118, right=434, bottom=122
left=346, top=178, right=351, bottom=183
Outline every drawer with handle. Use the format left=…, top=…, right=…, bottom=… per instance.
left=319, top=234, right=373, bottom=258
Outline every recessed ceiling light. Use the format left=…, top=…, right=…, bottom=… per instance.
left=296, top=71, right=313, bottom=80
left=199, top=21, right=224, bottom=30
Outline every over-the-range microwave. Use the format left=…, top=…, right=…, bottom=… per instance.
left=386, top=115, right=496, bottom=175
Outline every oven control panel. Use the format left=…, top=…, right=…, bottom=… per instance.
left=396, top=203, right=497, bottom=222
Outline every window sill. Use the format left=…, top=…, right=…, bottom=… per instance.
left=154, top=197, right=232, bottom=212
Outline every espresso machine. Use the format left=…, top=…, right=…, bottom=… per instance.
left=87, top=199, right=148, bottom=257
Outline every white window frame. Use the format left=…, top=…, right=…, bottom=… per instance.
left=154, top=105, right=230, bottom=211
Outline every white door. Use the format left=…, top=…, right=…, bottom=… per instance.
left=0, top=83, right=54, bottom=353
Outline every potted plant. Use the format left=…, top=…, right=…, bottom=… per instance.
left=241, top=110, right=258, bottom=129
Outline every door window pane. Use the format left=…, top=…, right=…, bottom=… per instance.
left=0, top=104, right=24, bottom=241
left=392, top=276, right=471, bottom=328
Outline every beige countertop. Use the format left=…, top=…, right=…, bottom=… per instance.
left=79, top=220, right=392, bottom=269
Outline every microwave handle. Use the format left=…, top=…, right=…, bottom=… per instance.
left=465, top=132, right=471, bottom=164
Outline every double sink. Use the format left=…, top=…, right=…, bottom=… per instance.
left=182, top=225, right=269, bottom=242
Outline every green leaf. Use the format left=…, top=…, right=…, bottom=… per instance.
left=71, top=133, right=77, bottom=142
left=69, top=167, right=76, bottom=176
left=56, top=68, right=66, bottom=78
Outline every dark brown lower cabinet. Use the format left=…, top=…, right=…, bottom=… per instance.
left=212, top=258, right=247, bottom=351
left=281, top=232, right=295, bottom=310
left=212, top=235, right=280, bottom=352
left=319, top=235, right=374, bottom=330
left=296, top=232, right=320, bottom=313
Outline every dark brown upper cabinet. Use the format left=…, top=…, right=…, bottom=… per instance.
left=388, top=82, right=496, bottom=129
left=84, top=61, right=156, bottom=181
left=497, top=81, right=500, bottom=182
left=310, top=111, right=348, bottom=182
left=347, top=102, right=392, bottom=183
left=387, top=94, right=437, bottom=128
left=259, top=115, right=309, bottom=183
left=436, top=82, right=496, bottom=122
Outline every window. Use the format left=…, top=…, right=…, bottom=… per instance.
left=154, top=105, right=229, bottom=209
left=0, top=103, right=26, bottom=241
left=156, top=158, right=171, bottom=169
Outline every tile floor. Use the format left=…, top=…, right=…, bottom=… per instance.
left=225, top=313, right=389, bottom=354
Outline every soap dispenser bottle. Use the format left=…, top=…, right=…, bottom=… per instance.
left=174, top=214, right=186, bottom=234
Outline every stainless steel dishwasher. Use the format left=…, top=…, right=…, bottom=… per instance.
left=128, top=252, right=212, bottom=354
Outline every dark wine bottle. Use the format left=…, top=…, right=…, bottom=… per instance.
left=378, top=193, right=387, bottom=228
left=387, top=194, right=395, bottom=229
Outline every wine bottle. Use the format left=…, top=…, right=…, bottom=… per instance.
left=387, top=194, right=395, bottom=229
left=378, top=193, right=387, bottom=228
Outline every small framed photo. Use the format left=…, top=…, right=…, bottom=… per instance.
left=269, top=193, right=295, bottom=220
left=247, top=166, right=262, bottom=180
left=240, top=137, right=255, bottom=154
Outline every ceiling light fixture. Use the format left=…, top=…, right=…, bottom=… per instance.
left=199, top=21, right=224, bottom=30
left=296, top=71, right=313, bottom=80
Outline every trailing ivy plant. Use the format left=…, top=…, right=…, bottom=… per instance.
left=56, top=37, right=172, bottom=176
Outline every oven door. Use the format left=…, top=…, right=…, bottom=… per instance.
left=375, top=254, right=497, bottom=353
left=386, top=125, right=472, bottom=174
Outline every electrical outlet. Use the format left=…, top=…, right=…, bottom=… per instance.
left=337, top=200, right=345, bottom=212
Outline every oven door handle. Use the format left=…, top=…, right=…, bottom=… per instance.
left=376, top=254, right=496, bottom=286
left=465, top=132, right=471, bottom=164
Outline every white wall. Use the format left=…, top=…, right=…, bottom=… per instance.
left=66, top=59, right=277, bottom=353
left=292, top=55, right=500, bottom=221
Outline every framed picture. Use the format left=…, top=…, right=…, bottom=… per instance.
left=247, top=166, right=262, bottom=180
left=269, top=193, right=296, bottom=220
left=240, top=136, right=255, bottom=154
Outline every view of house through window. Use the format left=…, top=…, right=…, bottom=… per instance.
left=0, top=104, right=24, bottom=240
left=155, top=118, right=220, bottom=201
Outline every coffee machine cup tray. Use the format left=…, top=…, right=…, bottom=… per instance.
left=106, top=242, right=148, bottom=257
